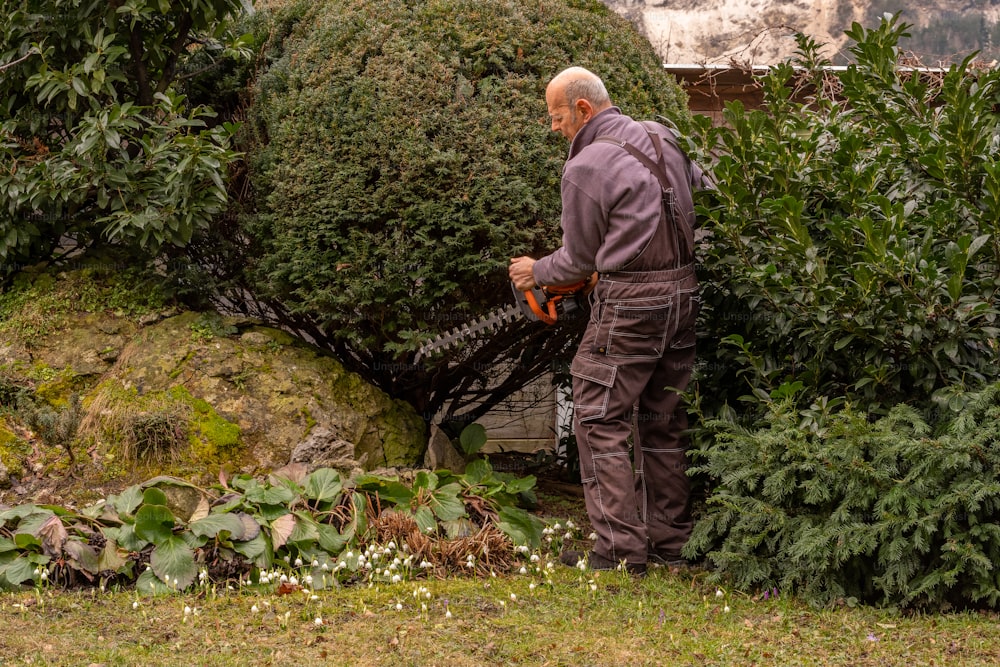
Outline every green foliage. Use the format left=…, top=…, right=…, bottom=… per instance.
left=458, top=422, right=488, bottom=458
left=0, top=0, right=247, bottom=276
left=219, top=0, right=691, bottom=420
left=691, top=15, right=1000, bottom=424
left=16, top=393, right=82, bottom=463
left=686, top=382, right=1000, bottom=610
left=0, top=458, right=542, bottom=593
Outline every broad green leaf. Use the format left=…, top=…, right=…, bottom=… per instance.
left=370, top=479, right=413, bottom=506
left=134, top=504, right=175, bottom=544
left=496, top=506, right=545, bottom=548
left=112, top=486, right=144, bottom=516
left=150, top=535, right=197, bottom=590
left=413, top=471, right=438, bottom=492
left=304, top=468, right=343, bottom=505
left=136, top=568, right=172, bottom=596
left=412, top=505, right=436, bottom=535
left=189, top=513, right=246, bottom=541
left=430, top=483, right=466, bottom=522
left=315, top=523, right=349, bottom=554
left=141, top=487, right=169, bottom=508
left=459, top=423, right=488, bottom=456
left=114, top=523, right=148, bottom=552
left=1, top=555, right=36, bottom=586
left=232, top=532, right=270, bottom=568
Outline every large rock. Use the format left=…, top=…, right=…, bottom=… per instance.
left=0, top=270, right=427, bottom=500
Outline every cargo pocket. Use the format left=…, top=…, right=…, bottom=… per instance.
left=606, top=298, right=672, bottom=359
left=669, top=292, right=700, bottom=350
left=570, top=355, right=617, bottom=422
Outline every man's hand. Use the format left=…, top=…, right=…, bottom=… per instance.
left=509, top=256, right=537, bottom=291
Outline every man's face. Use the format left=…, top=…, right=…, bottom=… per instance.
left=546, top=87, right=586, bottom=141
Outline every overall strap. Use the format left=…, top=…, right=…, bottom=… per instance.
left=594, top=126, right=694, bottom=267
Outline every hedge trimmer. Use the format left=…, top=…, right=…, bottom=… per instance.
left=415, top=274, right=596, bottom=361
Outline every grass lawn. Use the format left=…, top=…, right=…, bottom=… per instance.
left=1, top=557, right=998, bottom=666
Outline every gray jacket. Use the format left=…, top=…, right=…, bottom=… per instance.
left=533, top=107, right=701, bottom=285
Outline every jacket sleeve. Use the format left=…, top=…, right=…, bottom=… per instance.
left=532, top=164, right=605, bottom=286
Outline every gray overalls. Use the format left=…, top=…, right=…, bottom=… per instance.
left=570, top=125, right=699, bottom=566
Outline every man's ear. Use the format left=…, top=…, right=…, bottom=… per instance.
left=575, top=98, right=595, bottom=123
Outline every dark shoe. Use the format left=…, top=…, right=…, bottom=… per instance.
left=648, top=550, right=708, bottom=570
left=559, top=550, right=647, bottom=576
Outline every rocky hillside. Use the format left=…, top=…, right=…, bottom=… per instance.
left=605, top=0, right=1000, bottom=65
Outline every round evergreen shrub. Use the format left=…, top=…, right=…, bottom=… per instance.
left=242, top=0, right=691, bottom=362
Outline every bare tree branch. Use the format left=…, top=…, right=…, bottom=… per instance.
left=0, top=48, right=38, bottom=73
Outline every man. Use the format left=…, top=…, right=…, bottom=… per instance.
left=509, top=66, right=702, bottom=575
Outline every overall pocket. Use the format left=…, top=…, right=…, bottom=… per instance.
left=605, top=296, right=673, bottom=359
left=570, top=355, right=617, bottom=422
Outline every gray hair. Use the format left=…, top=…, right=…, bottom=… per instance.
left=557, top=67, right=611, bottom=107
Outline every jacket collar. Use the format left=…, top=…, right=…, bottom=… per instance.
left=567, top=106, right=622, bottom=160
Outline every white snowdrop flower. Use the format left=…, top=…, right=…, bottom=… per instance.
left=314, top=616, right=323, bottom=626
left=304, top=575, right=313, bottom=586
left=566, top=520, right=576, bottom=529
left=294, top=558, right=303, bottom=567
left=588, top=532, right=598, bottom=541
left=132, top=601, right=139, bottom=610
left=546, top=536, right=553, bottom=544
left=310, top=595, right=319, bottom=601
left=290, top=576, right=299, bottom=586
left=519, top=567, right=528, bottom=575
left=421, top=603, right=428, bottom=613
left=590, top=583, right=598, bottom=592
left=312, top=559, right=320, bottom=567
left=542, top=527, right=553, bottom=536
left=509, top=593, right=517, bottom=601
left=577, top=560, right=587, bottom=571
left=39, top=570, right=48, bottom=581
left=387, top=541, right=396, bottom=551
left=716, top=589, right=724, bottom=598
left=389, top=563, right=398, bottom=572
left=396, top=603, right=403, bottom=611
left=445, top=609, right=452, bottom=619
left=392, top=574, right=402, bottom=584
left=251, top=604, right=260, bottom=613
left=546, top=561, right=555, bottom=570
left=184, top=606, right=192, bottom=616
left=529, top=583, right=536, bottom=591
left=724, top=605, right=731, bottom=613
left=392, top=557, right=401, bottom=566
left=402, top=544, right=410, bottom=553
left=465, top=561, right=475, bottom=568
left=321, top=563, right=329, bottom=571
left=345, top=551, right=354, bottom=559
left=552, top=523, right=562, bottom=531
left=33, top=568, right=40, bottom=576
left=420, top=560, right=432, bottom=568
left=564, top=533, right=573, bottom=540
left=279, top=574, right=288, bottom=583
left=530, top=554, right=540, bottom=563
left=283, top=555, right=290, bottom=564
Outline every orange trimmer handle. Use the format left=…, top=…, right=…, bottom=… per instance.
left=524, top=288, right=559, bottom=325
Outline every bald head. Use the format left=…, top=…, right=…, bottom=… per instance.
left=545, top=67, right=613, bottom=141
